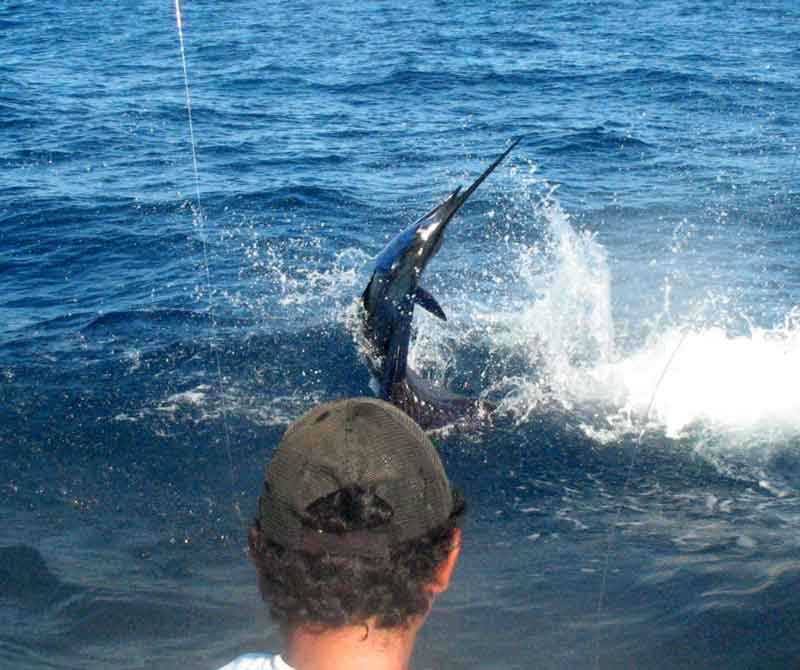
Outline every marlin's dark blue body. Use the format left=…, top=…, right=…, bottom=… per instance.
left=361, top=140, right=520, bottom=429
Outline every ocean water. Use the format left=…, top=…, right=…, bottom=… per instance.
left=2, top=0, right=799, bottom=668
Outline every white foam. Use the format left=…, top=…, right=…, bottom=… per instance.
left=163, top=386, right=210, bottom=407
left=587, top=322, right=800, bottom=438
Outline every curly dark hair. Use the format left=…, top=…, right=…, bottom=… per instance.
left=248, top=485, right=465, bottom=631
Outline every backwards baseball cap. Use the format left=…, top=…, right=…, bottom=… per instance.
left=258, top=397, right=457, bottom=558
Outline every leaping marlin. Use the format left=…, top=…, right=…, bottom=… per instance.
left=361, top=139, right=520, bottom=429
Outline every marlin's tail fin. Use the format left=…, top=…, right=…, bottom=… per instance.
left=389, top=368, right=495, bottom=430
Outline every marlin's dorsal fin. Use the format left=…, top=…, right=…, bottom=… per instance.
left=414, top=287, right=446, bottom=321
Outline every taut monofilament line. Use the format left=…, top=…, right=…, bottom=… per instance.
left=173, top=0, right=243, bottom=535
left=592, top=327, right=689, bottom=669
left=174, top=0, right=201, bottom=211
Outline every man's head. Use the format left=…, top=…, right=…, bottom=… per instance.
left=248, top=397, right=464, bottom=632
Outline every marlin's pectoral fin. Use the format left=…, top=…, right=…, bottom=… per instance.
left=414, top=287, right=447, bottom=321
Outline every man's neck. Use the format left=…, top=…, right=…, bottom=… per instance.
left=284, top=618, right=424, bottom=670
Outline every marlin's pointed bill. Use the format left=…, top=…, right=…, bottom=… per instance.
left=360, top=139, right=520, bottom=429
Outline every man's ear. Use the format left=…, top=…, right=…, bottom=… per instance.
left=429, top=527, right=462, bottom=595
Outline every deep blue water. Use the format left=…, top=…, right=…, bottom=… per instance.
left=2, top=1, right=800, bottom=668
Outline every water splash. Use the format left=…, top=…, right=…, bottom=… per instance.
left=502, top=186, right=614, bottom=392
left=590, top=317, right=800, bottom=439
left=252, top=242, right=372, bottom=323
left=400, top=166, right=800, bottom=455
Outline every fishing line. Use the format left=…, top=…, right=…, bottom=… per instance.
left=592, top=327, right=689, bottom=670
left=174, top=0, right=244, bottom=536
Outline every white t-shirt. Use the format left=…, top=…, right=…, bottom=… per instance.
left=215, top=654, right=294, bottom=670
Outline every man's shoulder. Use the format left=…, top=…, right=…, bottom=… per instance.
left=215, top=653, right=292, bottom=670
